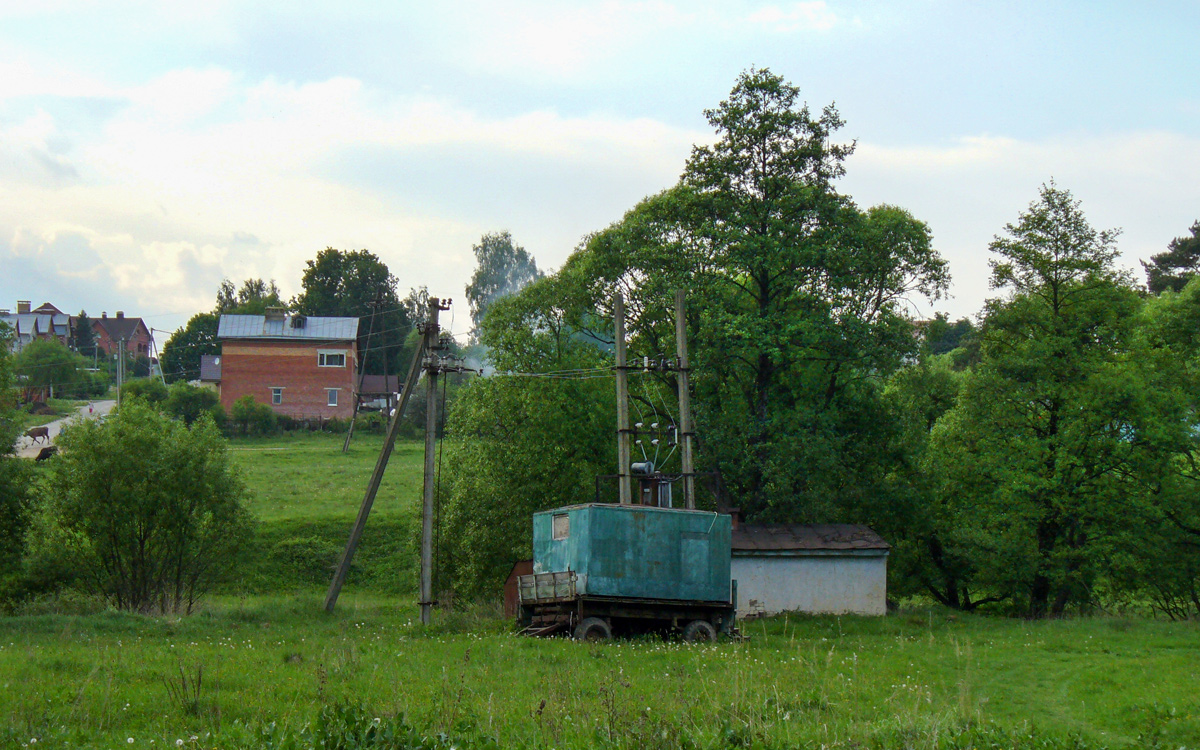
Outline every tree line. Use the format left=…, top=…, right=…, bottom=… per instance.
left=433, top=69, right=1200, bottom=620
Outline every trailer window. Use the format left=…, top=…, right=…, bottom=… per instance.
left=552, top=514, right=569, bottom=540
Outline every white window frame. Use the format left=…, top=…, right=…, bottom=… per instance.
left=318, top=350, right=347, bottom=368
left=270, top=387, right=283, bottom=405
left=326, top=388, right=339, bottom=407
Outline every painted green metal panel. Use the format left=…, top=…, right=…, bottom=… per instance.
left=532, top=504, right=732, bottom=602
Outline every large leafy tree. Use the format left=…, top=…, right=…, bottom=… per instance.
left=1143, top=221, right=1200, bottom=294
left=215, top=277, right=284, bottom=314
left=13, top=339, right=86, bottom=401
left=159, top=312, right=219, bottom=383
left=72, top=311, right=97, bottom=359
left=293, top=248, right=409, bottom=375
left=464, top=231, right=542, bottom=334
left=438, top=68, right=948, bottom=595
left=548, top=69, right=948, bottom=521
left=928, top=183, right=1148, bottom=616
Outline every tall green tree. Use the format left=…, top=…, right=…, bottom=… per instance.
left=293, top=248, right=409, bottom=375
left=215, top=277, right=285, bottom=314
left=72, top=311, right=97, bottom=359
left=551, top=69, right=948, bottom=521
left=159, top=312, right=219, bottom=383
left=1143, top=221, right=1200, bottom=294
left=465, top=231, right=542, bottom=334
left=929, top=183, right=1146, bottom=616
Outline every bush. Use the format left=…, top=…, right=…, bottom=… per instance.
left=164, top=381, right=223, bottom=426
left=35, top=400, right=254, bottom=614
left=119, top=377, right=168, bottom=405
left=358, top=410, right=389, bottom=434
left=231, top=394, right=277, bottom=435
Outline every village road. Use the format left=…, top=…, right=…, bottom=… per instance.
left=15, top=399, right=116, bottom=458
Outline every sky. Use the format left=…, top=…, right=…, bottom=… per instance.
left=1, top=1, right=1197, bottom=338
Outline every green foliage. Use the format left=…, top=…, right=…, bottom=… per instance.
left=161, top=311, right=220, bottom=383
left=232, top=394, right=278, bottom=435
left=33, top=400, right=253, bottom=613
left=119, top=376, right=168, bottom=405
left=926, top=184, right=1153, bottom=616
left=217, top=277, right=286, bottom=314
left=294, top=248, right=410, bottom=376
left=164, top=380, right=224, bottom=425
left=1143, top=220, right=1200, bottom=294
left=72, top=310, right=97, bottom=358
left=12, top=338, right=88, bottom=400
left=464, top=231, right=542, bottom=332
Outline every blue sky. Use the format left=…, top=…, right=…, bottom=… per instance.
left=2, top=1, right=1197, bottom=336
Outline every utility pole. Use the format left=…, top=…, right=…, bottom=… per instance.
left=675, top=291, right=696, bottom=509
left=117, top=337, right=126, bottom=408
left=419, top=297, right=453, bottom=625
left=614, top=293, right=632, bottom=504
left=343, top=296, right=381, bottom=453
left=324, top=306, right=432, bottom=612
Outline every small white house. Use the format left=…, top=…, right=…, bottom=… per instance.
left=731, top=523, right=889, bottom=617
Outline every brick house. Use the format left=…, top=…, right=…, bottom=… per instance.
left=0, top=300, right=72, bottom=353
left=217, top=311, right=360, bottom=420
left=92, top=310, right=153, bottom=358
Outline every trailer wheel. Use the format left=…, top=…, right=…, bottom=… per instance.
left=574, top=617, right=612, bottom=642
left=682, top=619, right=717, bottom=643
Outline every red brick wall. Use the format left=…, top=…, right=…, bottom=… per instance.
left=93, top=319, right=153, bottom=357
left=219, top=339, right=358, bottom=420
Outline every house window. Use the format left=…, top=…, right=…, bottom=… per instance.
left=271, top=387, right=283, bottom=405
left=318, top=351, right=347, bottom=367
left=552, top=513, right=569, bottom=540
left=326, top=389, right=338, bottom=407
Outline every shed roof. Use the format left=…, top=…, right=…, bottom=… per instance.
left=199, top=354, right=222, bottom=382
left=217, top=314, right=358, bottom=341
left=360, top=374, right=401, bottom=395
left=732, top=524, right=889, bottom=553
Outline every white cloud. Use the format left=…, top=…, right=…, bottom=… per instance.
left=746, top=2, right=838, bottom=33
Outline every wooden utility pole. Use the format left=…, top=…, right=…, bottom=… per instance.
left=117, top=337, right=126, bottom=408
left=343, top=297, right=380, bottom=453
left=614, top=293, right=632, bottom=505
left=675, top=291, right=695, bottom=509
left=419, top=298, right=447, bottom=626
left=324, top=305, right=432, bottom=612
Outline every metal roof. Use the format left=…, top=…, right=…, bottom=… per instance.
left=359, top=374, right=401, bottom=395
left=732, top=524, right=889, bottom=553
left=217, top=314, right=359, bottom=341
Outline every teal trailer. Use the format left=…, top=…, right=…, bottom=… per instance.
left=518, top=503, right=736, bottom=641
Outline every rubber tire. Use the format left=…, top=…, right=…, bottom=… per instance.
left=682, top=619, right=718, bottom=643
left=574, top=617, right=613, bottom=642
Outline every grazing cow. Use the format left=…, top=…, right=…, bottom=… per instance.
left=35, top=446, right=58, bottom=462
left=25, top=426, right=50, bottom=445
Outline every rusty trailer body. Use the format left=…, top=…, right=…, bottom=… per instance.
left=518, top=503, right=736, bottom=640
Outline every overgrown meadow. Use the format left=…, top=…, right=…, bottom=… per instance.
left=2, top=432, right=1198, bottom=749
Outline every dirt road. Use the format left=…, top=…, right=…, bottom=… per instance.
left=15, top=399, right=116, bottom=458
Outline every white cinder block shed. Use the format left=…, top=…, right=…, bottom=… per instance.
left=731, top=524, right=889, bottom=617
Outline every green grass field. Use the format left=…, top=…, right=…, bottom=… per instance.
left=3, top=431, right=1199, bottom=749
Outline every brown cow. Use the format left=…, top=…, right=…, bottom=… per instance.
left=25, top=426, right=50, bottom=445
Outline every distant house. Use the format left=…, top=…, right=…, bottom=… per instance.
left=217, top=310, right=360, bottom=420
left=92, top=311, right=153, bottom=358
left=731, top=523, right=889, bottom=617
left=0, top=300, right=72, bottom=353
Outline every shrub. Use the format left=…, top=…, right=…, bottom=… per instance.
left=231, top=394, right=277, bottom=435
left=36, top=400, right=254, bottom=614
left=119, top=377, right=168, bottom=405
left=164, top=381, right=223, bottom=425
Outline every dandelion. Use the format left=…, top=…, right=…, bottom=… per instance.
left=177, top=742, right=184, bottom=747
left=128, top=739, right=135, bottom=744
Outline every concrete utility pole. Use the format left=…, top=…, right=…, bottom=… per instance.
left=614, top=293, right=632, bottom=505
left=675, top=291, right=696, bottom=510
left=419, top=297, right=451, bottom=626
left=324, top=306, right=432, bottom=612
